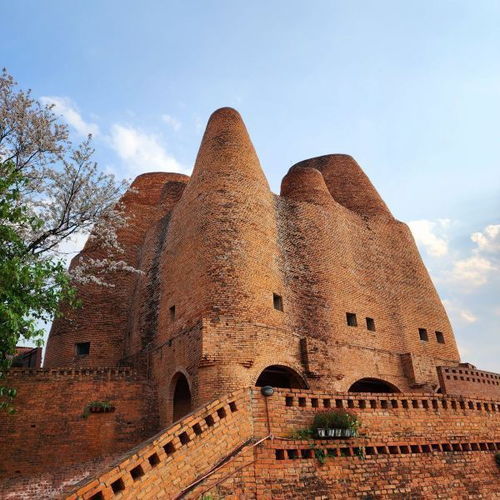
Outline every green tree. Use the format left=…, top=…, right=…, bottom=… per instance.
left=0, top=69, right=131, bottom=412
left=0, top=162, right=77, bottom=412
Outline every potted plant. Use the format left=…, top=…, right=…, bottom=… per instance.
left=312, top=410, right=360, bottom=438
left=312, top=412, right=330, bottom=438
left=82, top=401, right=115, bottom=418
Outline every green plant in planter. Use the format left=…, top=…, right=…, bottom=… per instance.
left=82, top=401, right=113, bottom=419
left=312, top=409, right=361, bottom=437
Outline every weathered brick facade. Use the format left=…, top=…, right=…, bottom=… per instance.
left=1, top=107, right=498, bottom=498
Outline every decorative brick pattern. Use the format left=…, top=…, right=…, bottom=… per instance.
left=0, top=368, right=158, bottom=498
left=3, top=108, right=500, bottom=497
left=438, top=365, right=500, bottom=399
left=59, top=388, right=500, bottom=499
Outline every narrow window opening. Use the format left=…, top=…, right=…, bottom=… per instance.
left=435, top=331, right=445, bottom=344
left=169, top=305, right=176, bottom=321
left=217, top=407, right=227, bottom=419
left=285, top=396, right=294, bottom=407
left=192, top=423, right=202, bottom=435
left=366, top=317, right=376, bottom=331
left=205, top=415, right=215, bottom=427
left=273, top=293, right=283, bottom=311
left=418, top=328, right=428, bottom=341
left=163, top=441, right=175, bottom=455
left=111, top=478, right=125, bottom=494
left=148, top=453, right=160, bottom=467
left=75, top=342, right=90, bottom=356
left=346, top=312, right=357, bottom=327
left=89, top=493, right=104, bottom=500
left=229, top=401, right=238, bottom=412
left=130, top=465, right=144, bottom=481
left=179, top=432, right=190, bottom=445
left=287, top=449, right=298, bottom=459
left=275, top=449, right=285, bottom=460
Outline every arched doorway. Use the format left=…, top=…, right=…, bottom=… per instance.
left=348, top=378, right=400, bottom=393
left=255, top=365, right=307, bottom=389
left=171, top=373, right=192, bottom=422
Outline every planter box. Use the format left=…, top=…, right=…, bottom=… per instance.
left=316, top=428, right=355, bottom=439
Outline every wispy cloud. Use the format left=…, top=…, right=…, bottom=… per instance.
left=408, top=219, right=450, bottom=257
left=448, top=255, right=496, bottom=287
left=109, top=124, right=186, bottom=176
left=442, top=299, right=477, bottom=325
left=471, top=224, right=500, bottom=254
left=40, top=96, right=100, bottom=137
left=161, top=114, right=181, bottom=131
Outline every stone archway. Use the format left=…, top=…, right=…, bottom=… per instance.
left=348, top=377, right=400, bottom=393
left=171, top=372, right=192, bottom=422
left=255, top=365, right=308, bottom=389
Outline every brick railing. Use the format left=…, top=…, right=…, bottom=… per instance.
left=65, top=388, right=254, bottom=500
left=279, top=389, right=500, bottom=412
left=6, top=367, right=139, bottom=380
left=64, top=387, right=500, bottom=499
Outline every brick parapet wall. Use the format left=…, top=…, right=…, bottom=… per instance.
left=66, top=388, right=254, bottom=500
left=438, top=365, right=500, bottom=399
left=63, top=387, right=500, bottom=499
left=253, top=389, right=500, bottom=442
left=0, top=370, right=159, bottom=499
left=5, top=366, right=140, bottom=380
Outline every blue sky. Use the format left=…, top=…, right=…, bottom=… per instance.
left=2, top=1, right=499, bottom=370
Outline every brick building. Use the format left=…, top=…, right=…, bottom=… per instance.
left=1, top=108, right=499, bottom=498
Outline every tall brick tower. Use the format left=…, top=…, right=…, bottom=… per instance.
left=45, top=107, right=461, bottom=425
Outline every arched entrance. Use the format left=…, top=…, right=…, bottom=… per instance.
left=171, top=373, right=192, bottom=422
left=348, top=378, right=400, bottom=393
left=255, top=365, right=307, bottom=389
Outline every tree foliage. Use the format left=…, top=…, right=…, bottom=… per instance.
left=0, top=69, right=132, bottom=411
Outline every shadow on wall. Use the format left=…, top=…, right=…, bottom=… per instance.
left=255, top=365, right=308, bottom=389
left=171, top=372, right=192, bottom=421
left=348, top=378, right=400, bottom=393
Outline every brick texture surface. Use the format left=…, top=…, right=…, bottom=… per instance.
left=63, top=389, right=500, bottom=500
left=3, top=107, right=499, bottom=498
left=0, top=368, right=159, bottom=498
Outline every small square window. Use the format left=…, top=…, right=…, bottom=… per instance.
left=75, top=342, right=90, bottom=356
left=366, top=317, right=376, bottom=331
left=169, top=305, right=176, bottom=321
left=418, top=328, right=428, bottom=341
left=273, top=293, right=283, bottom=311
left=346, top=312, right=357, bottom=327
left=435, top=331, right=445, bottom=344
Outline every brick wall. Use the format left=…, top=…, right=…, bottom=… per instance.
left=64, top=387, right=500, bottom=499
left=66, top=389, right=254, bottom=500
left=0, top=368, right=159, bottom=498
left=438, top=365, right=500, bottom=399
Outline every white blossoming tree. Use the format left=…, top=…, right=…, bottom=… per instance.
left=0, top=69, right=133, bottom=410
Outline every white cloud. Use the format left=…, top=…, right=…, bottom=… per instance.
left=449, top=255, right=496, bottom=287
left=161, top=114, right=181, bottom=131
left=40, top=96, right=100, bottom=137
left=471, top=224, right=500, bottom=253
left=408, top=219, right=450, bottom=257
left=442, top=299, right=477, bottom=325
left=109, top=124, right=186, bottom=176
